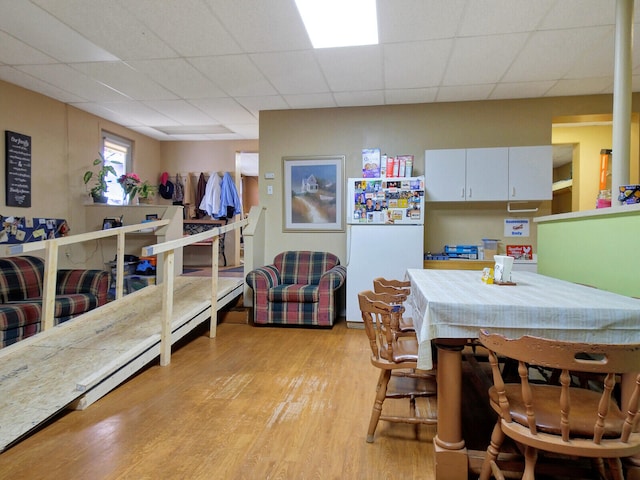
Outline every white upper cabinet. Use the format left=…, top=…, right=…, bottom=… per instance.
left=508, top=146, right=553, bottom=201
left=466, top=148, right=508, bottom=201
left=425, top=148, right=466, bottom=201
left=425, top=146, right=551, bottom=202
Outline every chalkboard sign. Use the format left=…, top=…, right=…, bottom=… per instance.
left=5, top=130, right=32, bottom=207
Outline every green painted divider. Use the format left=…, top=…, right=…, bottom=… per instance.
left=537, top=207, right=640, bottom=298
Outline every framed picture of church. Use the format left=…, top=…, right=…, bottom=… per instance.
left=282, top=155, right=344, bottom=232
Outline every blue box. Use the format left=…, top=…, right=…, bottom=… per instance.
left=444, top=245, right=478, bottom=259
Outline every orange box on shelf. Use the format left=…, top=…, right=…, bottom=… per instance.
left=506, top=245, right=532, bottom=260
left=139, top=256, right=157, bottom=267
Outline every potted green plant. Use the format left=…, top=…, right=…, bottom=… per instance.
left=137, top=180, right=158, bottom=204
left=83, top=154, right=119, bottom=203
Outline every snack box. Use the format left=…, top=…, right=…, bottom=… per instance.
left=618, top=185, right=640, bottom=204
left=444, top=245, right=478, bottom=259
left=506, top=245, right=532, bottom=260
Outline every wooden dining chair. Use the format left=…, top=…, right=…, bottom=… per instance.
left=372, top=277, right=415, bottom=335
left=478, top=330, right=640, bottom=480
left=358, top=290, right=437, bottom=443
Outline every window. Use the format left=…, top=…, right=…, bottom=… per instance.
left=102, top=132, right=133, bottom=205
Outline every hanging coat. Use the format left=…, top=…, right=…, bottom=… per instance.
left=195, top=172, right=209, bottom=218
left=173, top=173, right=184, bottom=204
left=217, top=172, right=242, bottom=219
left=199, top=172, right=222, bottom=218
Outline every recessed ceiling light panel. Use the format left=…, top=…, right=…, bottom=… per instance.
left=295, top=0, right=378, bottom=49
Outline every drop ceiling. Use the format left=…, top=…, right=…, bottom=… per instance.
left=1, top=0, right=639, bottom=141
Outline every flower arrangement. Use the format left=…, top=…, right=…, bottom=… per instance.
left=118, top=172, right=141, bottom=203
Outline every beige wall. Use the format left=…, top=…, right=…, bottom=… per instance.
left=0, top=79, right=257, bottom=267
left=258, top=95, right=640, bottom=264
left=4, top=76, right=640, bottom=268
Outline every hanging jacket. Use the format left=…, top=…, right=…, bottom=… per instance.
left=199, top=172, right=222, bottom=218
left=173, top=173, right=184, bottom=204
left=217, top=172, right=242, bottom=219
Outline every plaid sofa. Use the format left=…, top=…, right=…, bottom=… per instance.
left=246, top=251, right=346, bottom=327
left=0, top=256, right=110, bottom=348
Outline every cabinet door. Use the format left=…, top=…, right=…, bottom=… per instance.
left=508, top=146, right=552, bottom=200
left=466, top=147, right=508, bottom=201
left=425, top=149, right=466, bottom=201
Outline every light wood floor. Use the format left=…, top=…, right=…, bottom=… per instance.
left=0, top=319, right=438, bottom=479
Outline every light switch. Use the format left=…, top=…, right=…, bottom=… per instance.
left=267, top=185, right=273, bottom=195
left=264, top=172, right=275, bottom=179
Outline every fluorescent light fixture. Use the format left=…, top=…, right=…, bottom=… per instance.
left=295, top=0, right=378, bottom=49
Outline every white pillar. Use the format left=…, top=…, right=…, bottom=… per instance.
left=611, top=0, right=634, bottom=198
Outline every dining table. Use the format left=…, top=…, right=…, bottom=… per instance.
left=405, top=268, right=640, bottom=480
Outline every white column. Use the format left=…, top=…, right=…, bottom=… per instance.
left=611, top=0, right=634, bottom=197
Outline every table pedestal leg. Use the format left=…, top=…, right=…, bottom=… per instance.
left=434, top=340, right=467, bottom=480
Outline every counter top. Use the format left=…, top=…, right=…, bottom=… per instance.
left=535, top=202, right=640, bottom=223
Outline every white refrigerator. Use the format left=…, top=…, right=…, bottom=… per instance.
left=345, top=176, right=425, bottom=324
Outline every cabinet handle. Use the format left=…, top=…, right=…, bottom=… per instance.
left=461, top=187, right=465, bottom=199
left=468, top=187, right=472, bottom=198
left=512, top=187, right=516, bottom=197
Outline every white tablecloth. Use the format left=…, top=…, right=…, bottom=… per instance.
left=406, top=269, right=640, bottom=370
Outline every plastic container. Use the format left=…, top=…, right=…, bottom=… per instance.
left=482, top=239, right=499, bottom=260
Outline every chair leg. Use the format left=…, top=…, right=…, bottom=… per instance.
left=522, top=445, right=537, bottom=480
left=479, top=420, right=505, bottom=480
left=607, top=458, right=624, bottom=480
left=367, top=369, right=391, bottom=443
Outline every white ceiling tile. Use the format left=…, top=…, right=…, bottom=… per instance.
left=489, top=81, right=556, bottom=100
left=142, top=100, right=218, bottom=125
left=458, top=0, right=555, bottom=36
left=0, top=0, right=118, bottom=62
left=190, top=97, right=256, bottom=124
left=444, top=33, right=528, bottom=85
left=283, top=93, right=337, bottom=109
left=315, top=45, right=383, bottom=92
left=251, top=51, right=328, bottom=95
left=235, top=96, right=290, bottom=116
left=72, top=62, right=177, bottom=101
left=98, top=101, right=177, bottom=125
left=503, top=27, right=610, bottom=83
left=545, top=77, right=613, bottom=97
left=16, top=64, right=129, bottom=102
left=69, top=102, right=141, bottom=126
left=564, top=27, right=614, bottom=78
left=190, top=55, right=277, bottom=97
left=436, top=84, right=495, bottom=102
left=0, top=31, right=57, bottom=65
left=31, top=0, right=174, bottom=61
left=207, top=0, right=311, bottom=52
left=384, top=40, right=453, bottom=89
left=127, top=59, right=227, bottom=99
left=334, top=90, right=385, bottom=107
left=121, top=0, right=242, bottom=56
left=540, top=0, right=616, bottom=29
left=0, top=66, right=85, bottom=103
left=378, top=0, right=466, bottom=42
left=385, top=88, right=438, bottom=104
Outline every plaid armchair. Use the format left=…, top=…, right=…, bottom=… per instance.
left=0, top=256, right=110, bottom=348
left=246, top=251, right=346, bottom=327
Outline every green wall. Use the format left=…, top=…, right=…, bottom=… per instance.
left=537, top=207, right=640, bottom=297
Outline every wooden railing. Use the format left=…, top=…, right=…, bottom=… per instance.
left=141, top=215, right=249, bottom=365
left=3, top=205, right=255, bottom=366
left=5, top=218, right=173, bottom=330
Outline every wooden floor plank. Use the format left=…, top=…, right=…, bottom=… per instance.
left=0, top=276, right=242, bottom=452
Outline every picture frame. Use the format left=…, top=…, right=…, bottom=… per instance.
left=102, top=217, right=122, bottom=230
left=145, top=213, right=159, bottom=221
left=283, top=155, right=344, bottom=232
